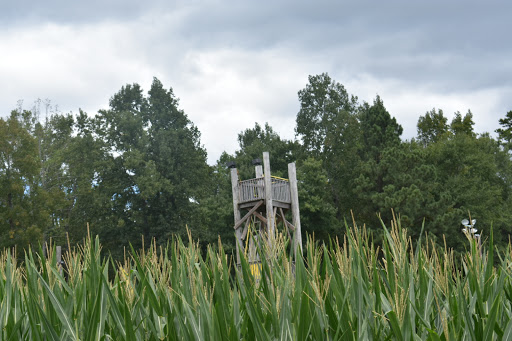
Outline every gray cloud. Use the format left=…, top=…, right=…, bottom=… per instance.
left=169, top=2, right=512, bottom=95
left=1, top=1, right=511, bottom=163
left=0, top=0, right=149, bottom=25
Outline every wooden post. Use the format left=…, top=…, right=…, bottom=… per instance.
left=263, top=152, right=274, bottom=236
left=288, top=162, right=303, bottom=255
left=230, top=167, right=243, bottom=264
left=255, top=165, right=263, bottom=178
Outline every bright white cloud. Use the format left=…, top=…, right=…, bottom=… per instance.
left=174, top=48, right=316, bottom=161
left=0, top=21, right=157, bottom=115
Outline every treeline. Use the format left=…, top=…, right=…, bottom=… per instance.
left=1, top=74, right=512, bottom=257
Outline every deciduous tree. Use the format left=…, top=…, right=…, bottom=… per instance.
left=295, top=73, right=361, bottom=221
left=417, top=108, right=449, bottom=146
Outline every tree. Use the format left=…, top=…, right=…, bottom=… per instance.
left=295, top=73, right=362, bottom=222
left=233, top=122, right=297, bottom=179
left=414, top=131, right=512, bottom=251
left=450, top=110, right=475, bottom=136
left=39, top=110, right=105, bottom=245
left=353, top=96, right=404, bottom=229
left=357, top=96, right=403, bottom=205
left=354, top=140, right=438, bottom=236
left=296, top=157, right=338, bottom=240
left=417, top=108, right=449, bottom=146
left=143, top=78, right=209, bottom=242
left=296, top=73, right=359, bottom=157
left=94, top=78, right=209, bottom=253
left=496, top=110, right=512, bottom=147
left=196, top=153, right=238, bottom=252
left=0, top=111, right=47, bottom=251
left=359, top=95, right=403, bottom=162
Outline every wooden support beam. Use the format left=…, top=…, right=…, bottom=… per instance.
left=233, top=200, right=264, bottom=230
left=288, top=162, right=303, bottom=255
left=263, top=152, right=275, bottom=235
left=240, top=201, right=289, bottom=210
left=276, top=214, right=283, bottom=225
left=279, top=207, right=292, bottom=241
left=253, top=211, right=267, bottom=224
left=278, top=207, right=295, bottom=231
left=272, top=201, right=291, bottom=209
left=241, top=218, right=251, bottom=240
left=231, top=167, right=243, bottom=264
left=255, top=165, right=263, bottom=178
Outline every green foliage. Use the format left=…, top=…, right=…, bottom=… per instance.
left=296, top=157, right=338, bottom=240
left=1, top=79, right=211, bottom=259
left=40, top=110, right=105, bottom=245
left=355, top=96, right=404, bottom=229
left=195, top=157, right=237, bottom=253
left=426, top=133, right=512, bottom=250
left=359, top=95, right=403, bottom=162
left=295, top=73, right=362, bottom=223
left=295, top=73, right=359, bottom=157
left=232, top=122, right=297, bottom=180
left=496, top=110, right=512, bottom=147
left=354, top=128, right=512, bottom=251
left=417, top=108, right=449, bottom=146
left=354, top=141, right=436, bottom=235
left=450, top=110, right=475, bottom=136
left=94, top=78, right=210, bottom=254
left=2, top=73, right=512, bottom=266
left=0, top=111, right=47, bottom=251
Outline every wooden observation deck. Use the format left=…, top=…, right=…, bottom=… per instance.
left=229, top=152, right=302, bottom=266
left=237, top=177, right=291, bottom=206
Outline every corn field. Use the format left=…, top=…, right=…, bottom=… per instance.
left=1, top=219, right=512, bottom=340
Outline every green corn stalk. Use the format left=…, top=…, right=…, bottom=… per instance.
left=1, top=219, right=512, bottom=339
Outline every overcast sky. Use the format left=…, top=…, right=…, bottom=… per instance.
left=1, top=1, right=510, bottom=163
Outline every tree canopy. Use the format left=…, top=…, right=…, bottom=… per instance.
left=1, top=74, right=511, bottom=257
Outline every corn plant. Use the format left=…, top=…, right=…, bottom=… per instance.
left=1, top=219, right=512, bottom=340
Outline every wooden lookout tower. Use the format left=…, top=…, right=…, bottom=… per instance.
left=229, top=152, right=303, bottom=266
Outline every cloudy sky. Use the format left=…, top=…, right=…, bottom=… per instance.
left=1, top=1, right=510, bottom=163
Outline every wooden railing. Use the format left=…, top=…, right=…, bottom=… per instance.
left=238, top=177, right=291, bottom=204
left=238, top=178, right=265, bottom=203
left=271, top=178, right=291, bottom=203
